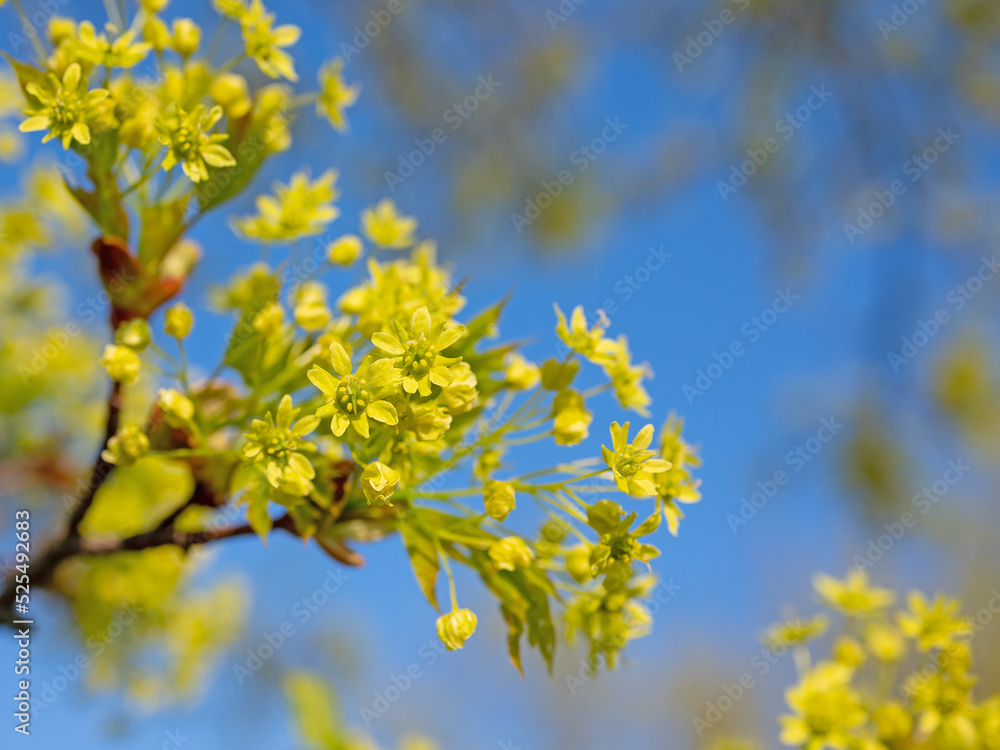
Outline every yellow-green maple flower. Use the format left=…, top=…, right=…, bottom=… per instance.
left=436, top=608, right=477, bottom=651
left=598, top=334, right=652, bottom=416
left=361, top=199, right=418, bottom=249
left=554, top=304, right=609, bottom=362
left=371, top=305, right=464, bottom=396
left=19, top=63, right=110, bottom=149
left=865, top=620, right=906, bottom=662
left=308, top=342, right=400, bottom=439
left=655, top=415, right=702, bottom=536
left=488, top=536, right=534, bottom=571
left=779, top=661, right=866, bottom=749
left=483, top=480, right=516, bottom=521
left=241, top=0, right=300, bottom=81
left=898, top=592, right=973, bottom=651
left=441, top=362, right=478, bottom=414
left=408, top=403, right=452, bottom=441
left=316, top=58, right=360, bottom=132
left=170, top=18, right=201, bottom=57
left=74, top=21, right=152, bottom=68
left=158, top=388, right=194, bottom=427
left=812, top=569, right=895, bottom=617
left=236, top=170, right=339, bottom=242
left=552, top=389, right=592, bottom=446
left=115, top=319, right=150, bottom=351
left=101, top=425, right=150, bottom=466
left=156, top=104, right=235, bottom=183
left=164, top=302, right=193, bottom=338
left=763, top=615, right=828, bottom=649
left=601, top=422, right=671, bottom=497
left=504, top=352, right=540, bottom=390
left=326, top=233, right=362, bottom=266
left=243, top=394, right=319, bottom=496
left=100, top=344, right=140, bottom=384
left=359, top=461, right=400, bottom=505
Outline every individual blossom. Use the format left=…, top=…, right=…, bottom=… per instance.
left=436, top=608, right=477, bottom=651
left=488, top=536, right=534, bottom=571
left=316, top=57, right=360, bottom=132
left=504, top=353, right=540, bottom=390
left=359, top=461, right=400, bottom=505
left=164, top=302, right=194, bottom=338
left=361, top=199, right=417, bottom=249
left=408, top=404, right=452, bottom=442
left=813, top=569, right=895, bottom=617
left=236, top=170, right=339, bottom=242
left=763, top=615, right=829, bottom=649
left=115, top=318, right=150, bottom=351
left=100, top=344, right=140, bottom=384
left=252, top=301, right=285, bottom=337
left=372, top=306, right=464, bottom=397
left=554, top=304, right=609, bottom=362
left=308, top=342, right=400, bottom=439
left=655, top=415, right=702, bottom=536
left=293, top=281, right=332, bottom=331
left=156, top=104, right=235, bottom=183
left=326, top=234, right=362, bottom=266
left=552, top=389, right=592, bottom=446
left=240, top=0, right=301, bottom=81
left=832, top=635, right=867, bottom=668
left=74, top=21, right=152, bottom=68
left=440, top=362, right=478, bottom=414
left=601, top=422, right=671, bottom=497
left=865, top=620, right=906, bottom=662
left=101, top=426, right=150, bottom=466
left=483, top=480, right=516, bottom=522
left=898, top=592, right=973, bottom=651
left=19, top=64, right=110, bottom=150
left=779, top=661, right=866, bottom=749
left=243, top=394, right=319, bottom=496
left=170, top=18, right=201, bottom=57
left=158, top=388, right=194, bottom=427
left=598, top=335, right=652, bottom=416
left=142, top=16, right=170, bottom=52
left=210, top=73, right=252, bottom=118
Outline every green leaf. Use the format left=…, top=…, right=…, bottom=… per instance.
left=399, top=522, right=440, bottom=611
left=247, top=488, right=272, bottom=539
left=139, top=197, right=189, bottom=268
left=501, top=605, right=525, bottom=677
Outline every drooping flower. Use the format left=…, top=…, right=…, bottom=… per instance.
left=655, top=415, right=702, bottom=536
left=504, top=353, right=541, bottom=390
left=361, top=199, right=417, bottom=249
left=436, top=608, right=477, bottom=651
left=316, top=58, right=360, bottom=132
left=601, top=422, right=671, bottom=497
left=19, top=64, right=110, bottom=149
left=240, top=0, right=300, bottom=81
left=813, top=569, right=895, bottom=617
left=488, top=536, right=534, bottom=571
left=359, top=461, right=400, bottom=505
left=552, top=389, right=592, bottom=446
left=101, top=426, right=150, bottom=466
left=235, top=170, right=339, bottom=242
left=156, top=104, right=235, bottom=183
left=326, top=234, right=362, bottom=266
left=100, top=344, right=140, bottom=384
left=371, top=306, right=464, bottom=397
left=243, top=394, right=319, bottom=496
left=483, top=480, right=516, bottom=522
left=158, top=388, right=195, bottom=427
left=308, top=342, right=400, bottom=439
left=164, top=302, right=194, bottom=338
left=598, top=335, right=652, bottom=416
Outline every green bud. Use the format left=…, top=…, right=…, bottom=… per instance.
left=483, top=480, right=515, bottom=522
left=116, top=318, right=150, bottom=351
left=164, top=302, right=193, bottom=338
left=436, top=608, right=477, bottom=651
left=488, top=536, right=533, bottom=571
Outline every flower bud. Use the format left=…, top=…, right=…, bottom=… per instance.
left=483, top=480, right=515, bottom=522
left=441, top=362, right=478, bottom=414
left=116, top=319, right=150, bottom=351
left=294, top=282, right=331, bottom=331
left=436, top=608, right=477, bottom=651
left=158, top=388, right=194, bottom=427
left=164, top=302, right=194, bottom=338
left=409, top=404, right=452, bottom=442
left=141, top=0, right=170, bottom=12
left=566, top=546, right=593, bottom=583
left=360, top=461, right=400, bottom=505
left=101, top=426, right=150, bottom=466
left=210, top=73, right=251, bottom=118
left=142, top=16, right=170, bottom=52
left=833, top=635, right=866, bottom=668
left=488, top=536, right=534, bottom=571
left=504, top=353, right=540, bottom=390
left=171, top=18, right=201, bottom=57
left=252, top=301, right=285, bottom=337
left=100, top=344, right=140, bottom=384
left=326, top=234, right=362, bottom=266
left=48, top=16, right=76, bottom=46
